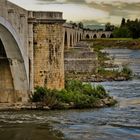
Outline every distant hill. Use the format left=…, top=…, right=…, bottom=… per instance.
left=84, top=24, right=105, bottom=31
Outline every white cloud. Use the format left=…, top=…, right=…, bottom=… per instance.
left=8, top=0, right=140, bottom=25
left=86, top=0, right=140, bottom=4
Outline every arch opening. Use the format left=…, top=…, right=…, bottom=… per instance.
left=0, top=19, right=29, bottom=104
left=110, top=34, right=114, bottom=38
left=93, top=34, right=97, bottom=38
left=80, top=34, right=82, bottom=40
left=101, top=34, right=106, bottom=38
left=86, top=34, right=90, bottom=39
left=77, top=33, right=79, bottom=42
left=64, top=31, right=68, bottom=48
left=70, top=34, right=72, bottom=47
left=0, top=39, right=15, bottom=103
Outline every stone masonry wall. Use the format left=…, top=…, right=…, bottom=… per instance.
left=64, top=44, right=97, bottom=73
left=33, top=23, right=64, bottom=90
left=0, top=59, right=15, bottom=103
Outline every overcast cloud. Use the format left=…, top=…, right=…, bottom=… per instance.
left=9, top=0, right=140, bottom=25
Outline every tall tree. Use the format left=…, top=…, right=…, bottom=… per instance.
left=105, top=22, right=115, bottom=31
left=78, top=22, right=84, bottom=29
left=121, top=18, right=126, bottom=27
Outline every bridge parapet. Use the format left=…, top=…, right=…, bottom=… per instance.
left=28, top=11, right=66, bottom=24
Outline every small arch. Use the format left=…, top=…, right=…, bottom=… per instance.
left=93, top=34, right=97, bottom=38
left=73, top=34, right=75, bottom=45
left=101, top=34, right=106, bottom=38
left=110, top=34, right=114, bottom=38
left=86, top=34, right=90, bottom=39
left=64, top=31, right=67, bottom=47
left=70, top=34, right=72, bottom=47
left=77, top=33, right=79, bottom=42
left=80, top=34, right=82, bottom=40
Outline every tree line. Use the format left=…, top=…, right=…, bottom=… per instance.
left=106, top=18, right=140, bottom=39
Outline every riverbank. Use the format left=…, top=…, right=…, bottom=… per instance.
left=0, top=49, right=139, bottom=140
left=29, top=80, right=117, bottom=110
left=65, top=40, right=133, bottom=82
left=89, top=38, right=140, bottom=50
left=0, top=80, right=117, bottom=111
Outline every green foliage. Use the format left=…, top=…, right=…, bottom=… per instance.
left=31, top=86, right=47, bottom=102
left=121, top=66, right=133, bottom=78
left=65, top=80, right=83, bottom=92
left=68, top=21, right=84, bottom=29
left=97, top=66, right=133, bottom=80
left=113, top=18, right=140, bottom=39
left=113, top=27, right=131, bottom=38
left=121, top=18, right=126, bottom=27
left=78, top=22, right=84, bottom=29
left=31, top=80, right=109, bottom=109
left=105, top=22, right=115, bottom=31
left=95, top=85, right=107, bottom=98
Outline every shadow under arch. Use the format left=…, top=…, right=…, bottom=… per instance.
left=70, top=34, right=72, bottom=47
left=110, top=33, right=114, bottom=38
left=64, top=31, right=68, bottom=47
left=93, top=34, right=97, bottom=38
left=101, top=34, right=106, bottom=38
left=86, top=34, right=90, bottom=39
left=0, top=16, right=29, bottom=103
left=80, top=34, right=82, bottom=40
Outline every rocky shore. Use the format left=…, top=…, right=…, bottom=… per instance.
left=65, top=40, right=133, bottom=83
left=27, top=96, right=116, bottom=110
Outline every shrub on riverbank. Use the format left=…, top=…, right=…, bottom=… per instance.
left=121, top=66, right=133, bottom=79
left=97, top=66, right=133, bottom=81
left=31, top=80, right=116, bottom=109
left=90, top=38, right=140, bottom=50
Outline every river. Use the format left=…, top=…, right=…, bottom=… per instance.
left=0, top=49, right=140, bottom=140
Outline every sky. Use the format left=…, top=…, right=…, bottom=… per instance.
left=9, top=0, right=140, bottom=25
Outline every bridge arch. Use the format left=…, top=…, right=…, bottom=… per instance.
left=64, top=31, right=68, bottom=48
left=80, top=34, right=82, bottom=40
left=0, top=16, right=29, bottom=103
left=101, top=34, right=106, bottom=38
left=70, top=34, right=72, bottom=47
left=77, top=32, right=79, bottom=42
left=110, top=33, right=114, bottom=38
left=86, top=34, right=90, bottom=39
left=93, top=34, right=97, bottom=38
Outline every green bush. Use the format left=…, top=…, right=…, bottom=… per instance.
left=31, top=86, right=47, bottom=102
left=121, top=66, right=133, bottom=78
left=31, top=80, right=110, bottom=109
left=65, top=80, right=83, bottom=92
left=95, top=85, right=107, bottom=98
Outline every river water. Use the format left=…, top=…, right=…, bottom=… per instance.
left=0, top=49, right=140, bottom=140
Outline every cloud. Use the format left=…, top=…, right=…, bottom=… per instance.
left=9, top=0, right=140, bottom=25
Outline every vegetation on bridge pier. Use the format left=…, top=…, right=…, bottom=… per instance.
left=30, top=80, right=117, bottom=110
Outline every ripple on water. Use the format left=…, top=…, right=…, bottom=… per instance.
left=0, top=49, right=140, bottom=140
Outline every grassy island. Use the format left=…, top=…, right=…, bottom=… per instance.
left=30, top=80, right=117, bottom=110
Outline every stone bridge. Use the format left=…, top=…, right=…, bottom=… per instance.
left=64, top=23, right=113, bottom=48
left=0, top=0, right=113, bottom=107
left=0, top=0, right=65, bottom=106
